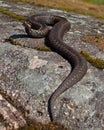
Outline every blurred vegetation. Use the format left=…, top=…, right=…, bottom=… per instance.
left=0, top=7, right=26, bottom=21
left=11, top=0, right=104, bottom=19
left=84, top=0, right=104, bottom=5
left=82, top=35, right=104, bottom=51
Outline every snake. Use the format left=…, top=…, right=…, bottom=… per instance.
left=23, top=14, right=87, bottom=122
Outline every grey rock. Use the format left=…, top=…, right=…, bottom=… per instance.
left=0, top=0, right=104, bottom=130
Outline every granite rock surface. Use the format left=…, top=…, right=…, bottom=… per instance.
left=0, top=0, right=104, bottom=130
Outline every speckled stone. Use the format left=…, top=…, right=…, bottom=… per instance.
left=0, top=0, right=104, bottom=130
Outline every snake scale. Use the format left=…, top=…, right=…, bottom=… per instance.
left=23, top=14, right=87, bottom=122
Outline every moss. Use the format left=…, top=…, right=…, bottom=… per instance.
left=80, top=51, right=104, bottom=69
left=9, top=38, right=26, bottom=48
left=0, top=7, right=26, bottom=21
left=83, top=0, right=104, bottom=5
left=37, top=46, right=51, bottom=51
left=9, top=38, right=52, bottom=51
left=12, top=122, right=67, bottom=130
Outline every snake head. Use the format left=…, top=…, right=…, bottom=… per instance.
left=23, top=21, right=33, bottom=36
left=23, top=21, right=31, bottom=28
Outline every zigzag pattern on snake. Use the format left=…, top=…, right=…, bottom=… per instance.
left=23, top=14, right=87, bottom=122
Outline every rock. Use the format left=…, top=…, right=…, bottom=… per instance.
left=0, top=0, right=104, bottom=130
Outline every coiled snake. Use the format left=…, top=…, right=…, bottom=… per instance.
left=23, top=14, right=87, bottom=122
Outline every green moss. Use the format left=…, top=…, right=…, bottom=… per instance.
left=9, top=38, right=26, bottom=47
left=83, top=0, right=104, bottom=5
left=80, top=51, right=104, bottom=69
left=37, top=46, right=51, bottom=51
left=0, top=7, right=26, bottom=21
left=9, top=38, right=51, bottom=51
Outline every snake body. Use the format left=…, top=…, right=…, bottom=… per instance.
left=23, top=14, right=87, bottom=122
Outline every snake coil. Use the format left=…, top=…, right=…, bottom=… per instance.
left=23, top=14, right=87, bottom=122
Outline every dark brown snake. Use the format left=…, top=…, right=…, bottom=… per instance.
left=23, top=14, right=87, bottom=122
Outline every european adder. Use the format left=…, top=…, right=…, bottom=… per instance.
left=23, top=14, right=87, bottom=122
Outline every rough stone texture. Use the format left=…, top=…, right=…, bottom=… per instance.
left=0, top=0, right=104, bottom=130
